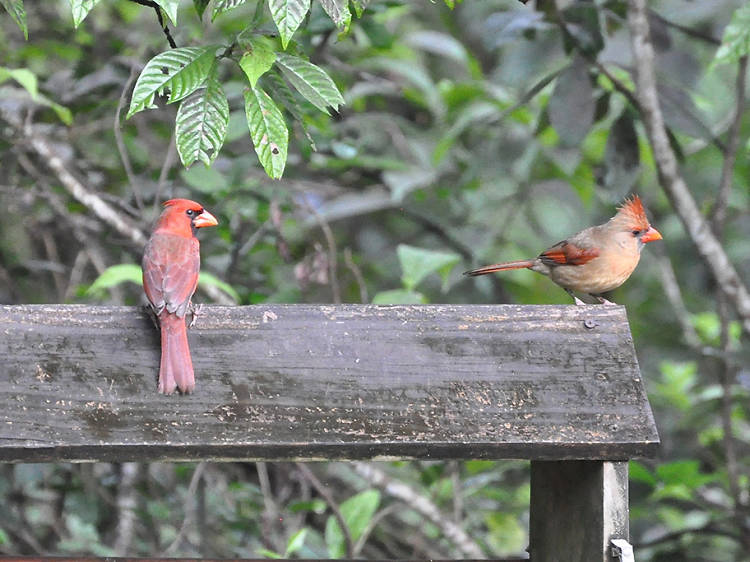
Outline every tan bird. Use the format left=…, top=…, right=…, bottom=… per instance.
left=464, top=195, right=662, bottom=304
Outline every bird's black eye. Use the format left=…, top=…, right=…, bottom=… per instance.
left=632, top=229, right=642, bottom=236
left=186, top=209, right=196, bottom=217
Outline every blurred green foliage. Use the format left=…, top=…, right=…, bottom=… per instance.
left=0, top=0, right=749, bottom=560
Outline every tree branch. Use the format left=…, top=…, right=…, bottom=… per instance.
left=128, top=0, right=177, bottom=48
left=627, top=0, right=750, bottom=336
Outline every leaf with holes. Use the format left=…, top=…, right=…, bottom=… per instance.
left=244, top=86, right=288, bottom=178
left=69, top=0, right=102, bottom=28
left=1, top=0, right=27, bottom=39
left=275, top=53, right=344, bottom=114
left=154, top=0, right=179, bottom=24
left=238, top=37, right=276, bottom=88
left=268, top=0, right=310, bottom=49
left=319, top=0, right=350, bottom=29
left=211, top=0, right=248, bottom=20
left=127, top=46, right=217, bottom=119
left=176, top=71, right=229, bottom=168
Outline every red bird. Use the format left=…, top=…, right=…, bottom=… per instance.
left=465, top=195, right=662, bottom=304
left=142, top=199, right=218, bottom=394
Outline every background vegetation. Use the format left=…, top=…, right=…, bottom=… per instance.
left=0, top=0, right=748, bottom=560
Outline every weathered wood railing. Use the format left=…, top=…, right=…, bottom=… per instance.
left=0, top=304, right=659, bottom=561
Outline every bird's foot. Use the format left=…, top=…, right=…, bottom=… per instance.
left=566, top=289, right=588, bottom=306
left=593, top=295, right=617, bottom=306
left=188, top=303, right=202, bottom=328
left=143, top=304, right=159, bottom=329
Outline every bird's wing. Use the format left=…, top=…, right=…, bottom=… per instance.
left=538, top=238, right=600, bottom=267
left=143, top=233, right=200, bottom=318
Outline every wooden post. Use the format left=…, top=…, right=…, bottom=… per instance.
left=529, top=460, right=629, bottom=562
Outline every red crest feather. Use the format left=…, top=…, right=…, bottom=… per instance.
left=615, top=195, right=650, bottom=230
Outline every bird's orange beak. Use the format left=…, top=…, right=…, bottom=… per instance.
left=641, top=226, right=662, bottom=243
left=193, top=209, right=218, bottom=228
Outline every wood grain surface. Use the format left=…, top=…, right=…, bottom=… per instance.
left=0, top=304, right=659, bottom=462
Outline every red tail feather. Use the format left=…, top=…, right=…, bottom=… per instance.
left=158, top=314, right=195, bottom=395
left=463, top=260, right=535, bottom=276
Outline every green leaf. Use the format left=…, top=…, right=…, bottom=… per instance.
left=654, top=361, right=697, bottom=412
left=153, top=0, right=179, bottom=25
left=325, top=490, right=380, bottom=558
left=713, top=4, right=750, bottom=66
left=629, top=461, right=657, bottom=486
left=351, top=0, right=368, bottom=18
left=0, top=0, right=27, bottom=39
left=198, top=272, right=240, bottom=302
left=275, top=52, right=344, bottom=114
left=238, top=37, right=277, bottom=88
left=397, top=244, right=460, bottom=292
left=193, top=0, right=210, bottom=18
left=265, top=70, right=316, bottom=150
left=268, top=0, right=310, bottom=49
left=284, top=528, right=307, bottom=556
left=371, top=289, right=427, bottom=305
left=180, top=164, right=229, bottom=192
left=0, top=66, right=37, bottom=97
left=211, top=0, right=248, bottom=20
left=0, top=67, right=72, bottom=124
left=127, top=46, right=218, bottom=119
left=86, top=264, right=143, bottom=295
left=176, top=69, right=229, bottom=168
left=69, top=0, right=102, bottom=28
left=548, top=55, right=594, bottom=147
left=243, top=86, right=289, bottom=178
left=319, top=0, right=351, bottom=30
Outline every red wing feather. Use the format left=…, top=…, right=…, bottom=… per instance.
left=539, top=240, right=599, bottom=267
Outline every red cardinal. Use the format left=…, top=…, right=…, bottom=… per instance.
left=142, top=199, right=218, bottom=394
left=464, top=195, right=662, bottom=304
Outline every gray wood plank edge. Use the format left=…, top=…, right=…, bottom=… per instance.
left=0, top=304, right=659, bottom=462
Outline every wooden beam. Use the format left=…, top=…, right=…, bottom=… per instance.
left=0, top=304, right=659, bottom=463
left=529, top=460, right=629, bottom=562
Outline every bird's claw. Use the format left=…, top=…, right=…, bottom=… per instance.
left=594, top=295, right=617, bottom=306
left=188, top=303, right=202, bottom=328
left=143, top=304, right=159, bottom=329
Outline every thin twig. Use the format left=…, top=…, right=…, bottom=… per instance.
left=295, top=463, right=353, bottom=558
left=115, top=63, right=144, bottom=211
left=161, top=462, right=207, bottom=555
left=653, top=247, right=701, bottom=348
left=352, top=462, right=485, bottom=559
left=343, top=248, right=368, bottom=304
left=128, top=0, right=177, bottom=48
left=114, top=463, right=141, bottom=554
left=304, top=201, right=341, bottom=304
left=256, top=462, right=284, bottom=554
left=712, top=56, right=747, bottom=232
left=155, top=129, right=178, bottom=211
left=627, top=0, right=750, bottom=336
left=711, top=54, right=750, bottom=551
left=649, top=10, right=721, bottom=46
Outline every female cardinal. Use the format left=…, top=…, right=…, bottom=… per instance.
left=142, top=199, right=218, bottom=394
left=464, top=195, right=662, bottom=304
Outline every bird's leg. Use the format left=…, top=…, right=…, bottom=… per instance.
left=566, top=289, right=587, bottom=306
left=143, top=304, right=159, bottom=330
left=593, top=295, right=617, bottom=306
left=188, top=302, right=202, bottom=328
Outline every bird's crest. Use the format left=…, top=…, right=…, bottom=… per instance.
left=615, top=195, right=650, bottom=230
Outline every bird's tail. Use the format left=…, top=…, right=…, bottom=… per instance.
left=463, top=260, right=535, bottom=276
left=159, top=314, right=195, bottom=395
